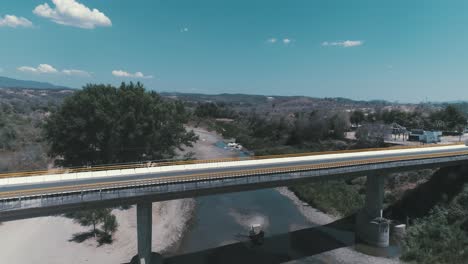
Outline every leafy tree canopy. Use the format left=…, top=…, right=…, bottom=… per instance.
left=45, top=82, right=198, bottom=166
left=364, top=105, right=467, bottom=132
left=430, top=105, right=467, bottom=131
left=402, top=206, right=468, bottom=264
left=65, top=208, right=119, bottom=245
left=350, top=110, right=365, bottom=125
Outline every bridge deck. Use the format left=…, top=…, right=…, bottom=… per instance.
left=1, top=144, right=468, bottom=221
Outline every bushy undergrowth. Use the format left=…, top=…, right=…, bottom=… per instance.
left=290, top=180, right=365, bottom=217
left=402, top=207, right=468, bottom=263
left=0, top=104, right=51, bottom=172
left=401, top=185, right=468, bottom=264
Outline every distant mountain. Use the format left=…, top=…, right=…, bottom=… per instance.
left=159, top=91, right=404, bottom=115
left=160, top=92, right=392, bottom=106
left=0, top=76, right=72, bottom=90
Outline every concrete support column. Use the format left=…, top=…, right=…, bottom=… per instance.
left=137, top=202, right=152, bottom=264
left=356, top=174, right=390, bottom=247
left=364, top=174, right=385, bottom=218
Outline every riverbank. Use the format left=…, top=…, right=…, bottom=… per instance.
left=0, top=198, right=194, bottom=264
left=276, top=187, right=337, bottom=226
left=277, top=187, right=402, bottom=264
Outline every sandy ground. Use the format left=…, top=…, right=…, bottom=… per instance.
left=0, top=126, right=229, bottom=264
left=0, top=200, right=195, bottom=264
left=180, top=126, right=240, bottom=160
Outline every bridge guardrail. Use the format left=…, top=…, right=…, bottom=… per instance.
left=1, top=149, right=468, bottom=200
left=0, top=142, right=464, bottom=180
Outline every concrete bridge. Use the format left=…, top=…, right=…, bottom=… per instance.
left=1, top=144, right=468, bottom=263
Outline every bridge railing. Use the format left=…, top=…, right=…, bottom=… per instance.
left=0, top=142, right=463, bottom=181
left=2, top=149, right=468, bottom=201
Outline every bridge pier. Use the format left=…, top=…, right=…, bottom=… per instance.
left=137, top=202, right=153, bottom=264
left=356, top=174, right=390, bottom=247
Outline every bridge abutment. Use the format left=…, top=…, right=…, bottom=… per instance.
left=356, top=174, right=390, bottom=247
left=137, top=202, right=153, bottom=264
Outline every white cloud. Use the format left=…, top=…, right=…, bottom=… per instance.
left=33, top=0, right=111, bottom=29
left=267, top=38, right=277, bottom=43
left=267, top=37, right=294, bottom=45
left=112, top=70, right=153, bottom=79
left=322, top=40, right=363, bottom=47
left=18, top=64, right=58, bottom=74
left=0, top=15, right=33, bottom=28
left=62, top=69, right=90, bottom=77
left=17, top=64, right=90, bottom=77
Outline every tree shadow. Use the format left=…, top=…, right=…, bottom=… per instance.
left=68, top=231, right=95, bottom=243
left=69, top=230, right=115, bottom=246
left=97, top=232, right=114, bottom=246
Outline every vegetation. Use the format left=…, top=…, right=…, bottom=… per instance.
left=202, top=109, right=351, bottom=155
left=354, top=123, right=388, bottom=148
left=382, top=166, right=468, bottom=263
left=193, top=102, right=236, bottom=119
left=40, top=83, right=198, bottom=245
left=44, top=82, right=198, bottom=166
left=0, top=88, right=60, bottom=172
left=290, top=180, right=365, bottom=217
left=353, top=104, right=467, bottom=132
left=350, top=110, right=365, bottom=126
left=402, top=200, right=468, bottom=263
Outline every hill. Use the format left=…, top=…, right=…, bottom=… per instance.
left=160, top=91, right=407, bottom=115
left=0, top=76, right=71, bottom=90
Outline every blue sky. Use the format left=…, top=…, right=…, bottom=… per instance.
left=1, top=0, right=468, bottom=102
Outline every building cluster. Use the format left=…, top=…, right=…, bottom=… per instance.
left=391, top=123, right=443, bottom=144
left=407, top=129, right=442, bottom=144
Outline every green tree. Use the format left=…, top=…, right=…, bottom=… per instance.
left=329, top=113, right=349, bottom=139
left=102, top=213, right=118, bottom=234
left=444, top=105, right=467, bottom=131
left=194, top=102, right=220, bottom=118
left=350, top=110, right=365, bottom=125
left=44, top=82, right=198, bottom=166
left=355, top=123, right=389, bottom=147
left=66, top=209, right=110, bottom=238
left=65, top=208, right=120, bottom=245
left=402, top=206, right=468, bottom=264
left=430, top=105, right=467, bottom=131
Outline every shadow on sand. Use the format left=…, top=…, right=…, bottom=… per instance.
left=128, top=216, right=356, bottom=264
left=69, top=230, right=114, bottom=246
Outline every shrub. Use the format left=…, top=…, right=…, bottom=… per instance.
left=402, top=206, right=468, bottom=264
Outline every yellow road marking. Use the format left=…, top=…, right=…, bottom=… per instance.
left=1, top=150, right=467, bottom=199
left=0, top=143, right=464, bottom=179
